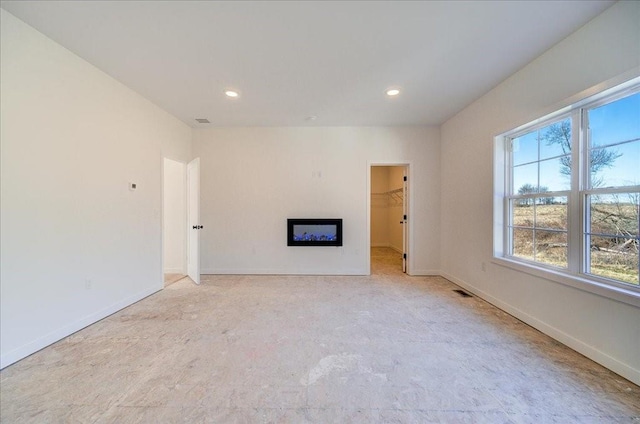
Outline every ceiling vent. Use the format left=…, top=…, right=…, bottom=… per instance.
left=195, top=118, right=210, bottom=124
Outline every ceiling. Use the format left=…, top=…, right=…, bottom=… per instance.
left=0, top=1, right=615, bottom=127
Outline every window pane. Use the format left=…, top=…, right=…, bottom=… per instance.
left=590, top=141, right=640, bottom=188
left=512, top=131, right=538, bottom=166
left=513, top=162, right=538, bottom=195
left=589, top=193, right=639, bottom=237
left=539, top=156, right=570, bottom=191
left=535, top=230, right=567, bottom=268
left=501, top=84, right=640, bottom=291
left=536, top=197, right=567, bottom=230
left=512, top=228, right=534, bottom=260
left=539, top=118, right=571, bottom=160
left=588, top=235, right=639, bottom=285
left=512, top=200, right=534, bottom=227
left=589, top=92, right=640, bottom=148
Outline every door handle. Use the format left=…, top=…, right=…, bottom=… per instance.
left=192, top=225, right=204, bottom=229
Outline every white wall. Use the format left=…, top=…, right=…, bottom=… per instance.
left=0, top=10, right=192, bottom=368
left=193, top=127, right=440, bottom=275
left=440, top=1, right=640, bottom=384
left=163, top=158, right=186, bottom=274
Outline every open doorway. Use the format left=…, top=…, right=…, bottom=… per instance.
left=163, top=158, right=187, bottom=286
left=370, top=165, right=408, bottom=274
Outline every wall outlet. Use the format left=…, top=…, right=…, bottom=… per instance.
left=84, top=279, right=92, bottom=290
left=482, top=262, right=487, bottom=272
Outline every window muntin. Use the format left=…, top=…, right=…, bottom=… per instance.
left=508, top=197, right=569, bottom=269
left=511, top=118, right=572, bottom=193
left=502, top=85, right=640, bottom=289
left=583, top=92, right=640, bottom=286
left=588, top=93, right=640, bottom=148
left=508, top=118, right=571, bottom=269
left=585, top=194, right=639, bottom=285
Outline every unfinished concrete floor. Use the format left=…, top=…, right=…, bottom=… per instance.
left=164, top=273, right=187, bottom=287
left=1, top=247, right=639, bottom=423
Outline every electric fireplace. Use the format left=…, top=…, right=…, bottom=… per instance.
left=287, top=219, right=343, bottom=246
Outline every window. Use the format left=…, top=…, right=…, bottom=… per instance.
left=508, top=117, right=571, bottom=269
left=584, top=94, right=640, bottom=285
left=496, top=78, right=640, bottom=295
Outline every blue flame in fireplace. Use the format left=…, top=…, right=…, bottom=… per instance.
left=293, top=232, right=338, bottom=242
left=293, top=224, right=337, bottom=242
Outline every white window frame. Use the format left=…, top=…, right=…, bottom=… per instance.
left=504, top=113, right=573, bottom=270
left=494, top=77, right=640, bottom=307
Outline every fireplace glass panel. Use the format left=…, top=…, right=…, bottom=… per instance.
left=293, top=225, right=338, bottom=242
left=287, top=219, right=342, bottom=246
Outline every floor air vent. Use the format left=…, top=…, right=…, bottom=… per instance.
left=453, top=289, right=472, bottom=298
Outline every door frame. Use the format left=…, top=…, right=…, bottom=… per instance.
left=367, top=162, right=413, bottom=275
left=161, top=157, right=187, bottom=285
left=186, top=157, right=201, bottom=284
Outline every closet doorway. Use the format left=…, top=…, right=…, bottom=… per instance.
left=370, top=165, right=408, bottom=274
left=163, top=158, right=187, bottom=286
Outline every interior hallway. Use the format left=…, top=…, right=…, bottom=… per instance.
left=1, top=248, right=638, bottom=423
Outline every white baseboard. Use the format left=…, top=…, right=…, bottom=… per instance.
left=0, top=286, right=160, bottom=369
left=163, top=267, right=185, bottom=274
left=203, top=267, right=439, bottom=277
left=201, top=268, right=368, bottom=276
left=409, top=269, right=441, bottom=276
left=440, top=271, right=640, bottom=386
left=371, top=244, right=403, bottom=254
left=389, top=245, right=403, bottom=254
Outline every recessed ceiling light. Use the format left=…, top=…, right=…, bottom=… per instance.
left=306, top=116, right=317, bottom=121
left=224, top=90, right=239, bottom=98
left=386, top=88, right=400, bottom=97
left=195, top=118, right=210, bottom=124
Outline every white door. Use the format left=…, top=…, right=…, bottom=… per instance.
left=402, top=170, right=408, bottom=273
left=187, top=158, right=201, bottom=284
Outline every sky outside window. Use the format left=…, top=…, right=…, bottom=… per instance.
left=512, top=118, right=571, bottom=194
left=512, top=92, right=639, bottom=193
left=588, top=92, right=640, bottom=188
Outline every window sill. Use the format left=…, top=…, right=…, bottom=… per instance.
left=492, top=256, right=640, bottom=308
